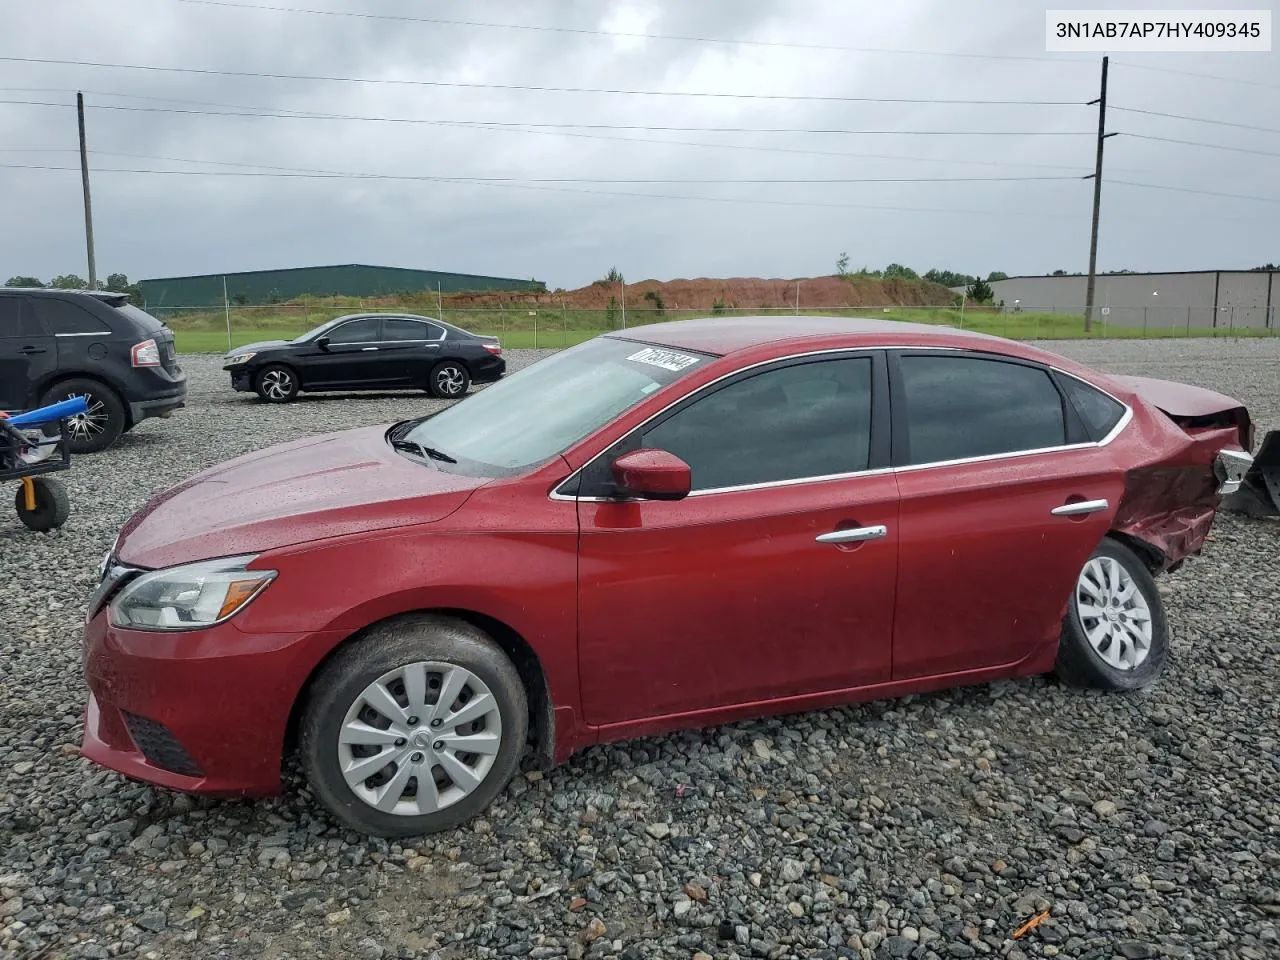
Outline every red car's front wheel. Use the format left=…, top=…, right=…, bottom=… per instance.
left=299, top=614, right=527, bottom=837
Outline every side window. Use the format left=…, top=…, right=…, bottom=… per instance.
left=325, top=317, right=381, bottom=344
left=640, top=356, right=874, bottom=491
left=0, top=297, right=42, bottom=338
left=1059, top=375, right=1125, bottom=440
left=898, top=355, right=1066, bottom=465
left=383, top=319, right=430, bottom=342
left=31, top=298, right=111, bottom=335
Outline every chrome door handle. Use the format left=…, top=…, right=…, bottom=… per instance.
left=816, top=524, right=887, bottom=544
left=1051, top=498, right=1109, bottom=517
left=361, top=346, right=379, bottom=351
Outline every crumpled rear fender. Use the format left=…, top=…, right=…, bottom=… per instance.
left=1110, top=423, right=1242, bottom=572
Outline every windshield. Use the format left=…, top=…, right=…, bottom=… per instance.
left=402, top=336, right=711, bottom=476
left=292, top=316, right=349, bottom=342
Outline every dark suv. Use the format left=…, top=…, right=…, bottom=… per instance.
left=0, top=289, right=187, bottom=453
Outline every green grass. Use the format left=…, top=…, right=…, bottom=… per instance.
left=167, top=306, right=1277, bottom=355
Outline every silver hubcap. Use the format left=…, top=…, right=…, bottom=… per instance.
left=262, top=369, right=293, bottom=399
left=64, top=393, right=107, bottom=440
left=436, top=367, right=465, bottom=394
left=338, top=661, right=502, bottom=816
left=1075, top=556, right=1153, bottom=671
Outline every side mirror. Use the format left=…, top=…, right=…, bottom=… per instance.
left=317, top=336, right=331, bottom=350
left=611, top=448, right=691, bottom=501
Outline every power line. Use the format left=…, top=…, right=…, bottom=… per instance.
left=0, top=99, right=1093, bottom=136
left=1112, top=59, right=1280, bottom=92
left=1110, top=179, right=1280, bottom=205
left=1110, top=105, right=1280, bottom=136
left=1117, top=132, right=1280, bottom=160
left=0, top=161, right=1094, bottom=218
left=2, top=90, right=1107, bottom=172
left=0, top=56, right=1088, bottom=103
left=0, top=161, right=1078, bottom=184
left=169, top=0, right=1091, bottom=64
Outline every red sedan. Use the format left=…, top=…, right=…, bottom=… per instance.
left=81, top=316, right=1257, bottom=836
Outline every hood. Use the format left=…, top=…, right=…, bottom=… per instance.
left=225, top=339, right=291, bottom=357
left=116, top=425, right=489, bottom=569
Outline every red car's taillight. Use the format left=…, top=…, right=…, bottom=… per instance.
left=483, top=342, right=502, bottom=355
left=131, top=338, right=161, bottom=367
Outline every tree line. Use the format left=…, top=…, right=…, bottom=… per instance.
left=4, top=273, right=143, bottom=301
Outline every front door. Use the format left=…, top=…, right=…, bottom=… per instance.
left=576, top=351, right=901, bottom=729
left=302, top=316, right=386, bottom=388
left=888, top=350, right=1123, bottom=679
left=0, top=295, right=55, bottom=409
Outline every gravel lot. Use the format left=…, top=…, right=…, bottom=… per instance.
left=1, top=339, right=1278, bottom=960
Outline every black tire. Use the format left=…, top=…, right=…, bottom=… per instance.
left=1055, top=537, right=1168, bottom=691
left=255, top=364, right=299, bottom=403
left=428, top=361, right=471, bottom=399
left=15, top=477, right=71, bottom=532
left=40, top=379, right=125, bottom=454
left=299, top=614, right=528, bottom=837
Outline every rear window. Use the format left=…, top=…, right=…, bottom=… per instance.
left=111, top=302, right=166, bottom=335
left=31, top=298, right=111, bottom=335
left=1059, top=375, right=1126, bottom=440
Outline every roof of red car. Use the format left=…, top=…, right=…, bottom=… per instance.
left=608, top=314, right=1008, bottom=356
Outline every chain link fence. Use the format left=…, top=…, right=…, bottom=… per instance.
left=145, top=300, right=1280, bottom=353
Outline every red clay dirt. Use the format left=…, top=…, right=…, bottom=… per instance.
left=365, top=275, right=957, bottom=312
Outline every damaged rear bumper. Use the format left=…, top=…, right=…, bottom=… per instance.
left=1221, top=429, right=1280, bottom=518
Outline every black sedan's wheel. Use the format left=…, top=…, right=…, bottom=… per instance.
left=40, top=379, right=125, bottom=454
left=428, top=361, right=471, bottom=398
left=15, top=477, right=71, bottom=531
left=299, top=614, right=527, bottom=837
left=1055, top=537, right=1168, bottom=691
left=255, top=364, right=299, bottom=403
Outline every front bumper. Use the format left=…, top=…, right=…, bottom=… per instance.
left=80, top=609, right=342, bottom=796
left=227, top=368, right=253, bottom=392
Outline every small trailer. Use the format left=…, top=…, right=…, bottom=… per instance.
left=1, top=396, right=88, bottom=531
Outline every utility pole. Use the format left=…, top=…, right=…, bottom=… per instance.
left=620, top=274, right=626, bottom=328
left=77, top=91, right=98, bottom=290
left=1082, top=56, right=1113, bottom=333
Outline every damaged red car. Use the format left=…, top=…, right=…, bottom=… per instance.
left=81, top=316, right=1260, bottom=837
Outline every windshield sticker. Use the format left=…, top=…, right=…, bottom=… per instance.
left=626, top=347, right=701, bottom=372
left=640, top=382, right=662, bottom=395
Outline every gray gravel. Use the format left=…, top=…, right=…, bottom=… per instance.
left=1, top=339, right=1278, bottom=960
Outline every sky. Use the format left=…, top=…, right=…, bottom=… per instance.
left=0, top=0, right=1276, bottom=290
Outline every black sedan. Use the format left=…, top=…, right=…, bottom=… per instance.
left=222, top=313, right=506, bottom=402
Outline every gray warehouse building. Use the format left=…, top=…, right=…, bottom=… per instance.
left=955, top=270, right=1277, bottom=331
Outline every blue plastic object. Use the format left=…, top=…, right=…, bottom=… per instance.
left=7, top=396, right=90, bottom=427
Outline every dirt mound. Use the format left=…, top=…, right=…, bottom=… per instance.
left=418, top=275, right=956, bottom=311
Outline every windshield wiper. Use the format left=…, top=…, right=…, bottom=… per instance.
left=390, top=438, right=457, bottom=463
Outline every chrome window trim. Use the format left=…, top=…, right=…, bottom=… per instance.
left=547, top=344, right=1134, bottom=502
left=54, top=331, right=105, bottom=338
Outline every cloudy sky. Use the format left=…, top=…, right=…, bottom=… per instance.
left=1, top=0, right=1275, bottom=289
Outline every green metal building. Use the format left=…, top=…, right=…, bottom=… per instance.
left=138, top=264, right=546, bottom=308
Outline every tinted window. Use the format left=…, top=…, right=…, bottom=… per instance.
left=641, top=357, right=873, bottom=491
left=899, top=355, right=1065, bottom=465
left=383, top=318, right=443, bottom=341
left=325, top=317, right=381, bottom=343
left=0, top=297, right=42, bottom=338
left=32, top=298, right=110, bottom=335
left=1060, top=375, right=1125, bottom=439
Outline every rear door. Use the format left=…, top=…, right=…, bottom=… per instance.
left=0, top=295, right=55, bottom=409
left=302, top=316, right=384, bottom=387
left=381, top=317, right=445, bottom=385
left=888, top=350, right=1124, bottom=680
